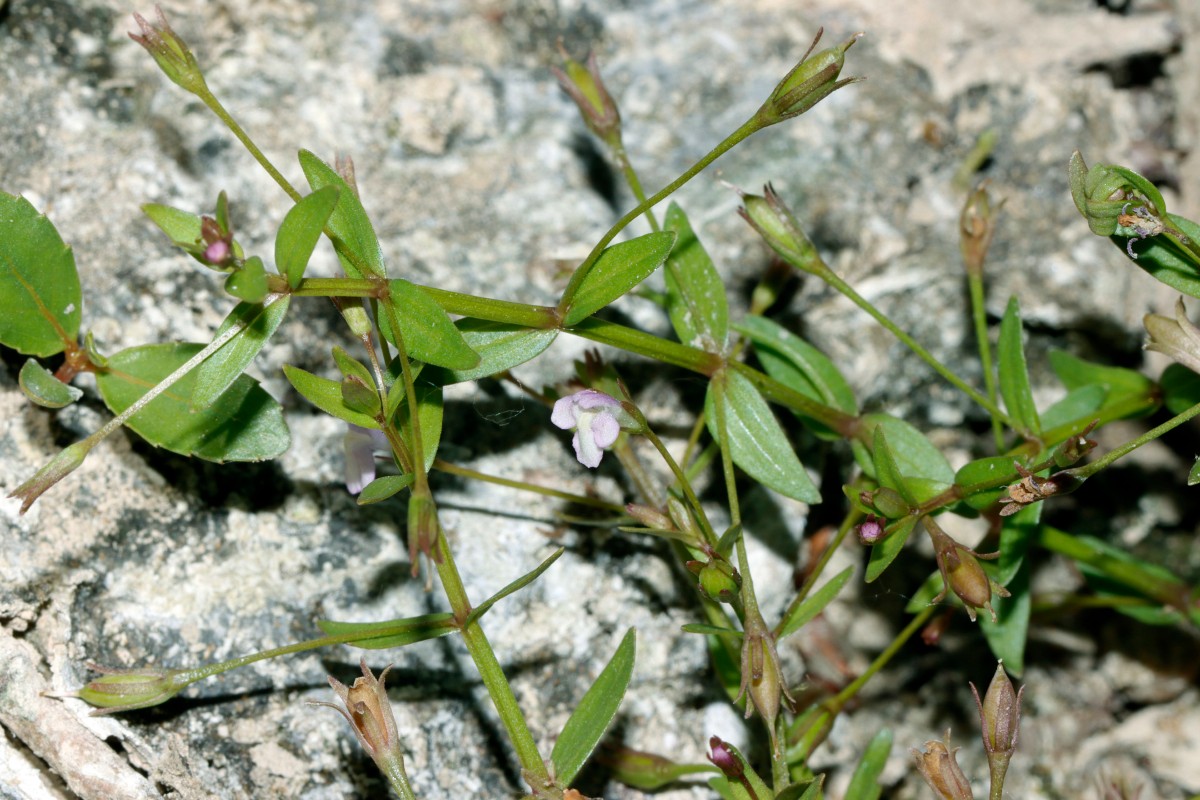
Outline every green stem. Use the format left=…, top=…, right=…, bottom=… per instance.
left=379, top=753, right=419, bottom=800
left=636, top=420, right=719, bottom=548
left=559, top=116, right=761, bottom=313
left=968, top=271, right=1005, bottom=451
left=714, top=374, right=742, bottom=529
left=1036, top=526, right=1195, bottom=613
left=816, top=266, right=1017, bottom=428
left=432, top=459, right=627, bottom=513
left=828, top=606, right=934, bottom=713
left=1064, top=398, right=1200, bottom=480
left=608, top=138, right=660, bottom=232
left=196, top=88, right=301, bottom=203
left=568, top=317, right=723, bottom=374
left=773, top=510, right=859, bottom=639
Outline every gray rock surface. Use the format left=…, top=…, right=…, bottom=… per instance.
left=2, top=1, right=1198, bottom=798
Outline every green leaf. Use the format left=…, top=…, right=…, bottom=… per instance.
left=706, top=369, right=820, bottom=503
left=0, top=193, right=82, bottom=357
left=282, top=364, right=379, bottom=429
left=778, top=566, right=853, bottom=640
left=738, top=315, right=856, bottom=440
left=1040, top=384, right=1107, bottom=431
left=317, top=612, right=457, bottom=649
left=1075, top=534, right=1188, bottom=626
left=998, top=296, right=1041, bottom=435
left=332, top=345, right=375, bottom=386
left=681, top=623, right=744, bottom=638
left=844, top=729, right=892, bottom=800
left=857, top=414, right=954, bottom=485
left=1049, top=349, right=1154, bottom=399
left=955, top=455, right=1016, bottom=511
left=979, top=559, right=1030, bottom=675
left=19, top=359, right=83, bottom=408
left=276, top=185, right=341, bottom=288
left=775, top=777, right=824, bottom=800
left=96, top=343, right=290, bottom=461
left=357, top=474, right=415, bottom=505
left=192, top=295, right=290, bottom=410
left=378, top=279, right=480, bottom=370
left=465, top=548, right=564, bottom=626
left=394, top=381, right=443, bottom=473
left=223, top=256, right=269, bottom=303
left=426, top=319, right=558, bottom=384
left=1189, top=457, right=1200, bottom=486
left=663, top=203, right=729, bottom=353
left=298, top=149, right=386, bottom=278
left=551, top=628, right=636, bottom=785
left=1160, top=363, right=1200, bottom=415
left=995, top=503, right=1039, bottom=586
left=562, top=231, right=676, bottom=326
left=873, top=427, right=915, bottom=505
left=865, top=516, right=918, bottom=583
left=1112, top=213, right=1200, bottom=299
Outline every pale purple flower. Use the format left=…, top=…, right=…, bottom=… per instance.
left=344, top=424, right=389, bottom=494
left=550, top=389, right=632, bottom=468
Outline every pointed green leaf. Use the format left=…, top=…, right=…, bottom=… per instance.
left=1074, top=534, right=1188, bottom=626
left=775, top=777, right=824, bottom=800
left=954, top=455, right=1016, bottom=511
left=191, top=294, right=290, bottom=410
left=1049, top=350, right=1155, bottom=402
left=465, top=548, right=564, bottom=626
left=0, top=193, right=82, bottom=357
left=663, top=203, right=729, bottom=353
left=332, top=345, right=375, bottom=386
left=873, top=427, right=915, bottom=505
left=778, top=566, right=853, bottom=640
left=681, top=623, right=744, bottom=637
left=357, top=474, right=415, bottom=505
left=1040, top=384, right=1107, bottom=431
left=979, top=559, right=1030, bottom=675
left=865, top=414, right=953, bottom=481
left=427, top=319, right=558, bottom=384
left=1189, top=457, right=1200, bottom=486
left=844, top=728, right=892, bottom=800
left=865, top=516, right=918, bottom=583
left=551, top=628, right=636, bottom=785
left=317, top=612, right=457, bottom=649
left=738, top=315, right=857, bottom=440
left=19, top=359, right=83, bottom=408
left=705, top=369, right=820, bottom=503
left=562, top=231, right=676, bottom=326
left=96, top=343, right=290, bottom=461
left=394, top=381, right=442, bottom=472
left=378, top=279, right=480, bottom=370
left=224, top=255, right=269, bottom=304
left=276, top=185, right=341, bottom=288
left=298, top=149, right=385, bottom=278
left=995, top=503, right=1039, bottom=587
left=283, top=364, right=379, bottom=429
left=998, top=296, right=1041, bottom=435
left=1112, top=213, right=1200, bottom=299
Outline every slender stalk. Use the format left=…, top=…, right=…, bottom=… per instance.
left=609, top=140, right=660, bottom=232
left=195, top=88, right=302, bottom=203
left=772, top=510, right=859, bottom=639
left=635, top=415, right=719, bottom=547
left=432, top=459, right=627, bottom=513
left=558, top=116, right=761, bottom=312
left=1065, top=398, right=1200, bottom=480
left=968, top=271, right=1005, bottom=451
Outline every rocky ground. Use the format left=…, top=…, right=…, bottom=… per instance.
left=1, top=1, right=1198, bottom=798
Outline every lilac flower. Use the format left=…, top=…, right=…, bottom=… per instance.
left=550, top=389, right=634, bottom=468
left=344, top=424, right=389, bottom=495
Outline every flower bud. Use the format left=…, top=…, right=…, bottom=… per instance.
left=71, top=663, right=192, bottom=715
left=626, top=503, right=673, bottom=531
left=759, top=29, right=863, bottom=125
left=1068, top=151, right=1165, bottom=237
left=971, top=662, right=1024, bottom=793
left=856, top=513, right=885, bottom=545
left=738, top=184, right=826, bottom=276
left=697, top=558, right=742, bottom=603
left=924, top=517, right=1008, bottom=623
left=960, top=183, right=1004, bottom=277
left=1145, top=296, right=1200, bottom=375
left=912, top=732, right=975, bottom=800
left=706, top=736, right=743, bottom=779
left=129, top=7, right=208, bottom=96
left=552, top=49, right=621, bottom=143
left=9, top=440, right=93, bottom=514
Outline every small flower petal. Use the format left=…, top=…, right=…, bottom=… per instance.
left=551, top=396, right=579, bottom=429
left=589, top=410, right=621, bottom=448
